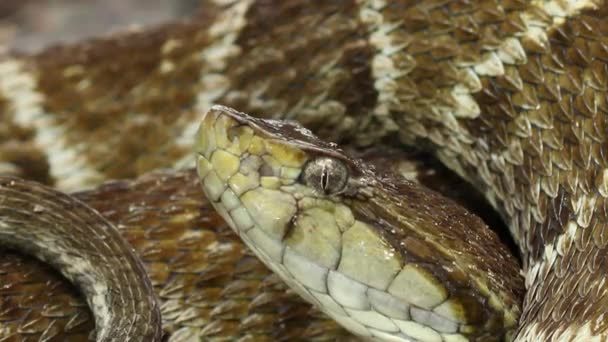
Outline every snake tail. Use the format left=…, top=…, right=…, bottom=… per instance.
left=0, top=176, right=162, bottom=341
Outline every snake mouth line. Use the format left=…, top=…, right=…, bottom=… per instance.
left=193, top=105, right=518, bottom=341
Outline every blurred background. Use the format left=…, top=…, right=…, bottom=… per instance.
left=0, top=0, right=200, bottom=53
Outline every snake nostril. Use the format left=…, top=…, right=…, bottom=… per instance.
left=227, top=126, right=240, bottom=143
left=260, top=164, right=275, bottom=177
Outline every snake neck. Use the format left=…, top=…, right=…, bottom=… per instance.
left=375, top=0, right=608, bottom=338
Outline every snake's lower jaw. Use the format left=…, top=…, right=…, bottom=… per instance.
left=194, top=106, right=515, bottom=342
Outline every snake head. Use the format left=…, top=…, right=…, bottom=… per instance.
left=195, top=105, right=521, bottom=341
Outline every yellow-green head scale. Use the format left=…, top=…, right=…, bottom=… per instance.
left=195, top=105, right=522, bottom=341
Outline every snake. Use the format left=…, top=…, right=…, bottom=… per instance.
left=0, top=0, right=607, bottom=341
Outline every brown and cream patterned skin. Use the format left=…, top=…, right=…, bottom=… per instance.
left=0, top=170, right=356, bottom=341
left=0, top=177, right=162, bottom=341
left=0, top=150, right=513, bottom=341
left=0, top=156, right=513, bottom=341
left=0, top=0, right=607, bottom=340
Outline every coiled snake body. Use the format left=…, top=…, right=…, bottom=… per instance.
left=0, top=0, right=607, bottom=341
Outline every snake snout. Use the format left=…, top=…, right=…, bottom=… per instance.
left=195, top=105, right=306, bottom=244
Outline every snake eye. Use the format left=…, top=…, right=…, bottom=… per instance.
left=301, top=157, right=349, bottom=195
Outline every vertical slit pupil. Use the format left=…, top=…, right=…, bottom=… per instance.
left=321, top=166, right=329, bottom=194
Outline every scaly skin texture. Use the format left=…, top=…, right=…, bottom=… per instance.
left=0, top=177, right=163, bottom=342
left=0, top=0, right=607, bottom=340
left=1, top=162, right=506, bottom=341
left=196, top=106, right=523, bottom=341
left=0, top=170, right=356, bottom=341
left=0, top=150, right=521, bottom=342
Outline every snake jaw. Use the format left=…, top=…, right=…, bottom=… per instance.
left=195, top=105, right=521, bottom=341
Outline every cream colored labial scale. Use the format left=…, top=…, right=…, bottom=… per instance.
left=196, top=107, right=469, bottom=342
